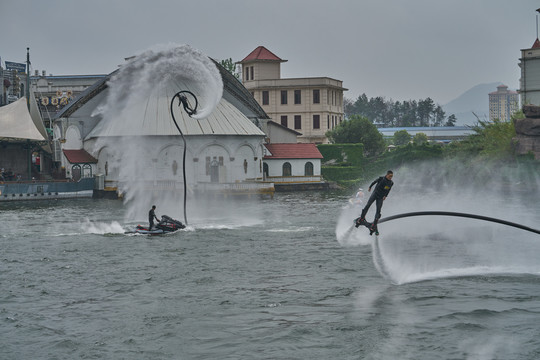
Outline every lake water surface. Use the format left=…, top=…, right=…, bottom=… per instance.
left=1, top=190, right=540, bottom=359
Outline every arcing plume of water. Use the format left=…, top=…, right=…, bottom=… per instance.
left=336, top=159, right=540, bottom=283
left=91, top=44, right=224, bottom=223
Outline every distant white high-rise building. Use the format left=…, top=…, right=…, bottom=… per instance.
left=488, top=84, right=519, bottom=121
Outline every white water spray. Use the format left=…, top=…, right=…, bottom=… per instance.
left=336, top=160, right=540, bottom=283
left=91, top=44, right=224, bottom=223
left=81, top=219, right=125, bottom=234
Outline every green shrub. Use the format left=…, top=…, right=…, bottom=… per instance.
left=318, top=144, right=364, bottom=166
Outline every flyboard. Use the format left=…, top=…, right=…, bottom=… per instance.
left=354, top=217, right=379, bottom=236
left=353, top=211, right=540, bottom=236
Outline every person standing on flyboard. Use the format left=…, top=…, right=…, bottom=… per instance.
left=355, top=170, right=394, bottom=234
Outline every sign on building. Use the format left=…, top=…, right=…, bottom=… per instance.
left=5, top=61, right=26, bottom=73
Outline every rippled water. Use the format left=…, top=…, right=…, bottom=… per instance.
left=2, top=192, right=540, bottom=359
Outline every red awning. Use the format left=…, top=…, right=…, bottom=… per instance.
left=63, top=149, right=97, bottom=163
left=264, top=143, right=323, bottom=159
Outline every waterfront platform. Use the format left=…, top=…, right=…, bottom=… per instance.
left=0, top=178, right=94, bottom=201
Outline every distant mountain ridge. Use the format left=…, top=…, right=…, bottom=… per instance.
left=442, top=82, right=505, bottom=126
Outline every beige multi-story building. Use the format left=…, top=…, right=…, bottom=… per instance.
left=238, top=46, right=347, bottom=144
left=519, top=38, right=540, bottom=106
left=488, top=84, right=519, bottom=121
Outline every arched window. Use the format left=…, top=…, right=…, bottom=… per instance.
left=282, top=162, right=292, bottom=177
left=304, top=162, right=314, bottom=176
left=82, top=164, right=92, bottom=178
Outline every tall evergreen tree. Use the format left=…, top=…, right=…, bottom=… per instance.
left=344, top=94, right=456, bottom=128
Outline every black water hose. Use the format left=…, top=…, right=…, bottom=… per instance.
left=378, top=211, right=540, bottom=235
left=170, top=91, right=198, bottom=226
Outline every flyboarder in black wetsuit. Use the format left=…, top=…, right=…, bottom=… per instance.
left=149, top=205, right=159, bottom=231
left=355, top=170, right=394, bottom=235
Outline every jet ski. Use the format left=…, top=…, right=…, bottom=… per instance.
left=131, top=215, right=186, bottom=235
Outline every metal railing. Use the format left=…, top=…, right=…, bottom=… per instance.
left=264, top=175, right=323, bottom=183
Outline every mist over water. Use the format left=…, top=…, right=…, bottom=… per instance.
left=336, top=160, right=540, bottom=284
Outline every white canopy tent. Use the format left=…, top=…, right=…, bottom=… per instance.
left=0, top=94, right=51, bottom=152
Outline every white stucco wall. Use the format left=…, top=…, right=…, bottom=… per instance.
left=90, top=134, right=265, bottom=185
left=264, top=158, right=321, bottom=177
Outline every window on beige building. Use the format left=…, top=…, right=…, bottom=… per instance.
left=281, top=90, right=287, bottom=105
left=294, top=90, right=301, bottom=105
left=245, top=67, right=249, bottom=81
left=250, top=66, right=254, bottom=80
left=313, top=114, right=320, bottom=129
left=262, top=91, right=269, bottom=105
left=313, top=89, right=320, bottom=104
left=294, top=115, right=301, bottom=129
left=281, top=115, right=288, bottom=127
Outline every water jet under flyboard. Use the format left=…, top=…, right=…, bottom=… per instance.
left=337, top=210, right=540, bottom=284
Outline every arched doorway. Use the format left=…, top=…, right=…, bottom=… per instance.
left=263, top=162, right=269, bottom=179
left=72, top=164, right=81, bottom=181
left=210, top=159, right=219, bottom=182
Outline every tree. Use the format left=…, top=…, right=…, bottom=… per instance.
left=445, top=114, right=457, bottom=127
left=413, top=132, right=428, bottom=145
left=417, top=98, right=435, bottom=126
left=345, top=93, right=449, bottom=127
left=394, top=130, right=411, bottom=146
left=447, top=115, right=518, bottom=159
left=219, top=58, right=240, bottom=79
left=432, top=105, right=446, bottom=127
left=326, top=115, right=385, bottom=156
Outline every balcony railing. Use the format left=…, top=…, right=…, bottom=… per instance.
left=264, top=175, right=323, bottom=183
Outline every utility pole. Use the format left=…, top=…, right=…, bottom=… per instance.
left=26, top=47, right=30, bottom=111
left=26, top=47, right=32, bottom=180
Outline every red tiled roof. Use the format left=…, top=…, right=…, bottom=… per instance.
left=241, top=46, right=285, bottom=62
left=63, top=149, right=97, bottom=163
left=264, top=143, right=323, bottom=159
left=532, top=38, right=540, bottom=49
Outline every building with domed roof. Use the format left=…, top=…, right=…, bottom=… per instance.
left=52, top=45, right=274, bottom=197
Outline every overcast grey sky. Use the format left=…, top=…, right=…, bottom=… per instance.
left=1, top=0, right=538, bottom=105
